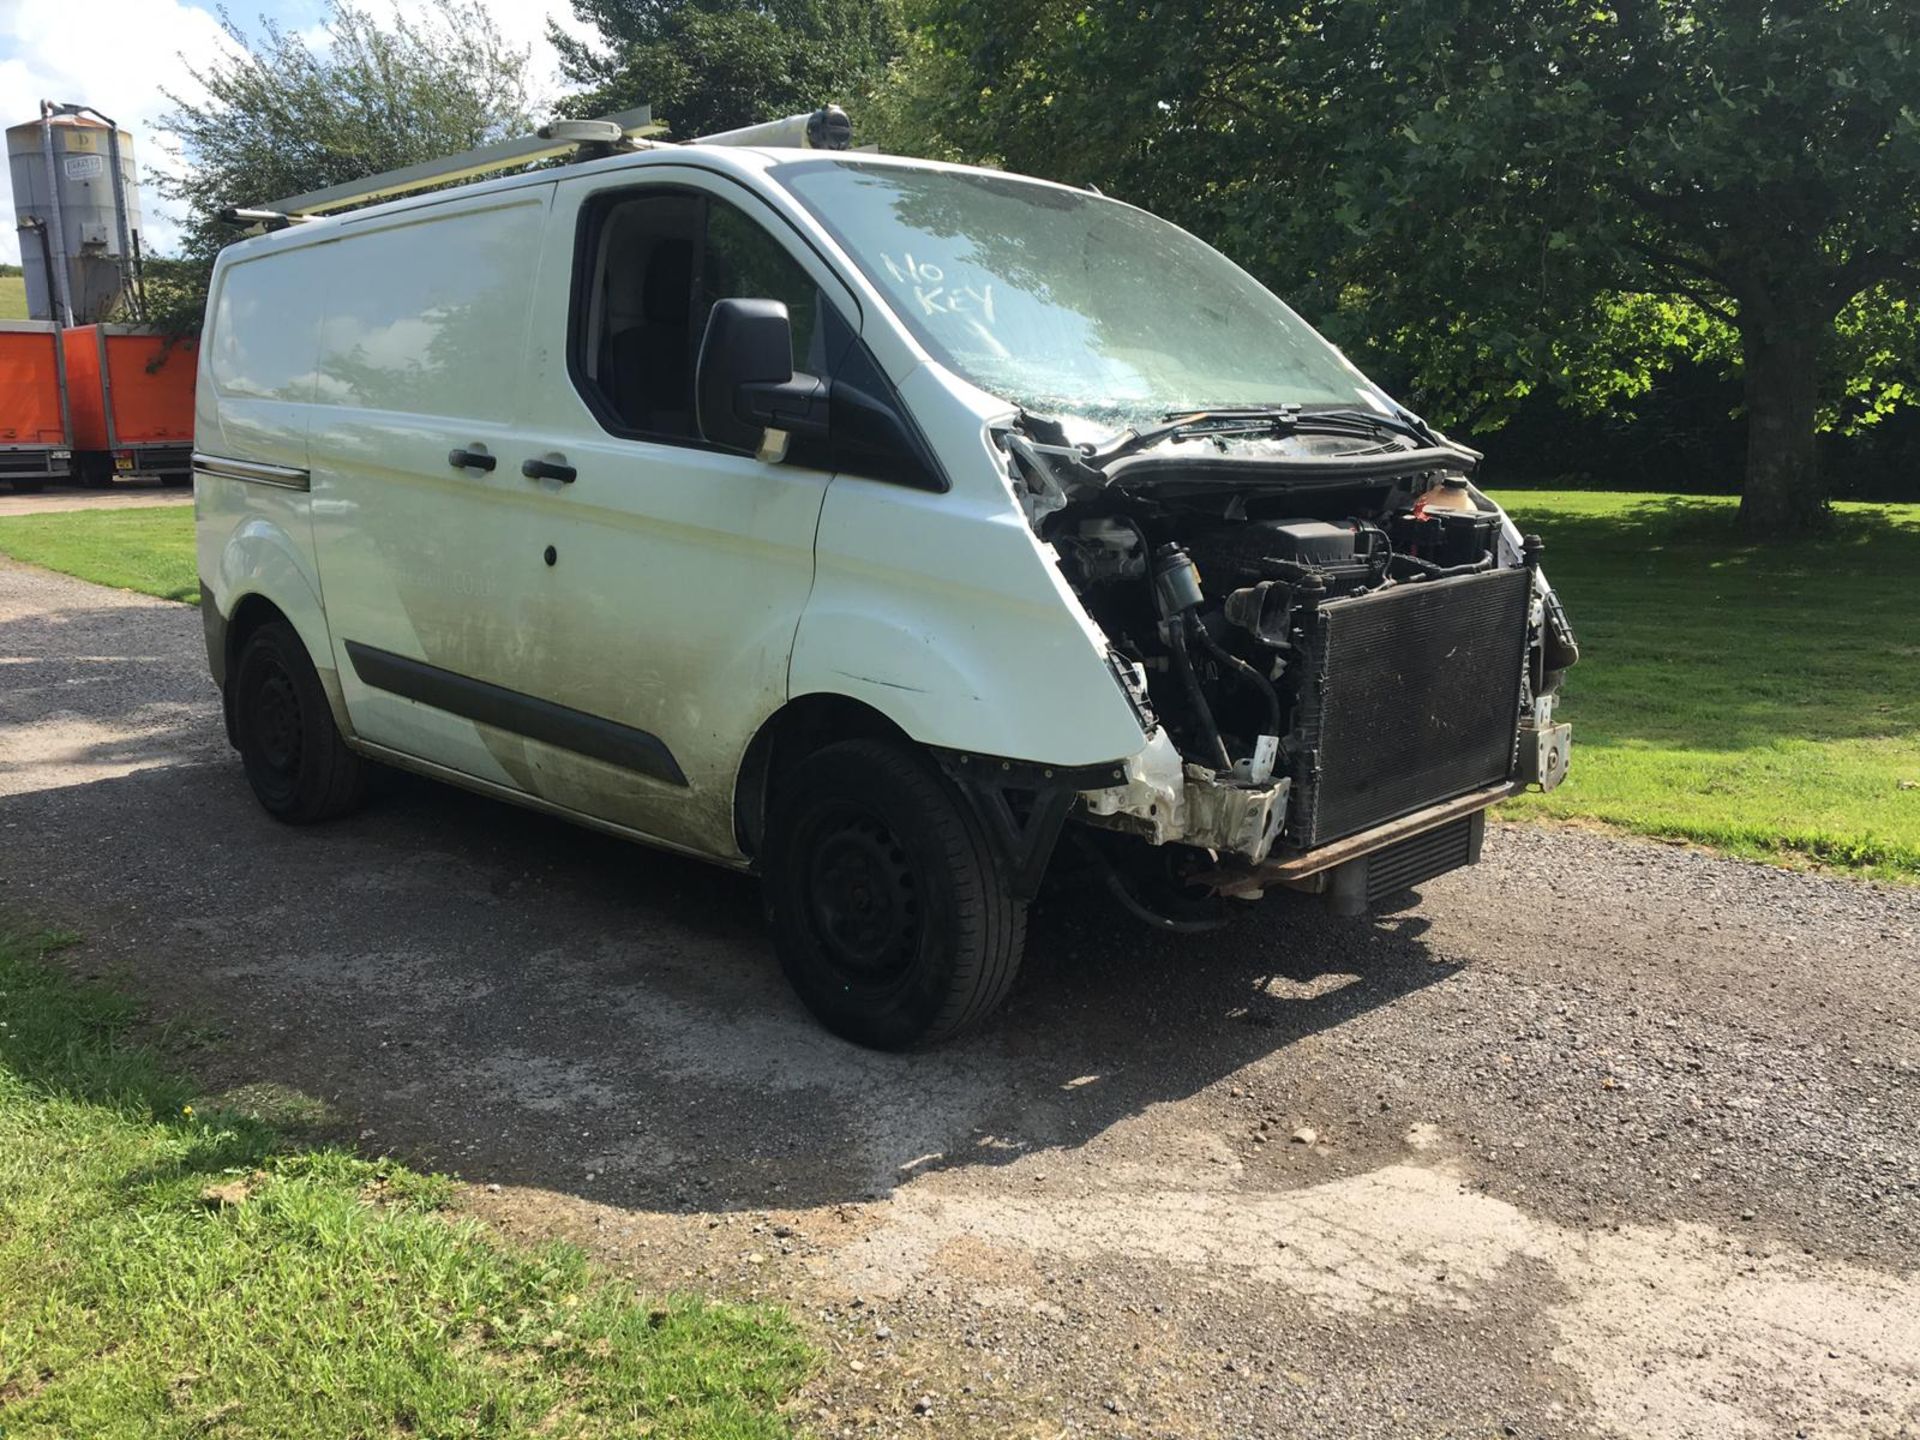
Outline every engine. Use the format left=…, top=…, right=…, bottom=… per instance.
left=1047, top=473, right=1546, bottom=853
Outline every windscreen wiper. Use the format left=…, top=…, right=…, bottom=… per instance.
left=1297, top=404, right=1440, bottom=448
left=1085, top=404, right=1430, bottom=469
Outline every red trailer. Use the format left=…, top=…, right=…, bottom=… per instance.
left=0, top=320, right=73, bottom=491
left=62, top=324, right=196, bottom=486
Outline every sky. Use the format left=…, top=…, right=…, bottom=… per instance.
left=0, top=0, right=591, bottom=267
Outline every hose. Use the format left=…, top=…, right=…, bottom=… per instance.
left=1071, top=833, right=1229, bottom=933
left=1165, top=615, right=1233, bottom=771
left=1388, top=552, right=1495, bottom=582
left=1189, top=617, right=1281, bottom=743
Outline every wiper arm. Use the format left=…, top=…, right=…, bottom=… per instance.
left=1297, top=404, right=1439, bottom=448
left=1085, top=404, right=1434, bottom=469
left=1086, top=407, right=1303, bottom=467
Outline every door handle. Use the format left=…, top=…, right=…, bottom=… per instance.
left=521, top=456, right=577, bottom=484
left=448, top=447, right=497, bottom=472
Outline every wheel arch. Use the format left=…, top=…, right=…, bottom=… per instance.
left=207, top=517, right=349, bottom=740
left=732, top=691, right=911, bottom=862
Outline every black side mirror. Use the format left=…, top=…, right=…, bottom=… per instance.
left=695, top=298, right=828, bottom=459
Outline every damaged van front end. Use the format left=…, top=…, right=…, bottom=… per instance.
left=780, top=157, right=1580, bottom=928
left=1010, top=411, right=1579, bottom=919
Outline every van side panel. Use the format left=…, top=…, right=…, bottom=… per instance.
left=303, top=192, right=554, bottom=790
left=197, top=244, right=329, bottom=467
left=196, top=244, right=337, bottom=716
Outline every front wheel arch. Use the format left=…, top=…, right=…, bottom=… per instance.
left=732, top=692, right=912, bottom=862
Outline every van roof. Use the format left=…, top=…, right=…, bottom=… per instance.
left=218, top=146, right=1093, bottom=262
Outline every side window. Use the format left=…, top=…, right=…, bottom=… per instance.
left=571, top=188, right=827, bottom=441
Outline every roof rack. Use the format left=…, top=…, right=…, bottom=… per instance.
left=243, top=103, right=853, bottom=227
left=258, top=107, right=663, bottom=219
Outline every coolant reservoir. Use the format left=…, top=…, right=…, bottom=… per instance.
left=1419, top=477, right=1478, bottom=514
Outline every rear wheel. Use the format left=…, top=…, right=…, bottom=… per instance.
left=764, top=739, right=1025, bottom=1050
left=231, top=619, right=366, bottom=822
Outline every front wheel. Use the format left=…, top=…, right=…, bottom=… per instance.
left=231, top=619, right=366, bottom=823
left=764, top=739, right=1025, bottom=1050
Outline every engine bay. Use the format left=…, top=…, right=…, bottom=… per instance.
left=1002, top=409, right=1579, bottom=869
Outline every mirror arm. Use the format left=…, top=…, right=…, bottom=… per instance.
left=741, top=373, right=829, bottom=438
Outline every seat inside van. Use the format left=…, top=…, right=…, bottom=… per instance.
left=579, top=189, right=826, bottom=439
left=590, top=194, right=703, bottom=436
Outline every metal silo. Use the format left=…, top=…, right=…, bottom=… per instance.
left=7, top=103, right=146, bottom=326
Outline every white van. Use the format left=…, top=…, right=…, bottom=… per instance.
left=195, top=123, right=1578, bottom=1048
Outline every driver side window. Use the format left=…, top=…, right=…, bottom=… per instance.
left=571, top=187, right=825, bottom=442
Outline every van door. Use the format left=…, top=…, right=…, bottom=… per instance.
left=477, top=170, right=860, bottom=858
left=306, top=187, right=560, bottom=780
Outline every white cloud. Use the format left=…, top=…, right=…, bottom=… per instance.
left=0, top=0, right=236, bottom=265
left=0, top=0, right=596, bottom=267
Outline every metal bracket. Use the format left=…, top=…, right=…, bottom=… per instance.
left=935, top=749, right=1123, bottom=899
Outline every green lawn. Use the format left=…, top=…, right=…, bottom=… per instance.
left=0, top=506, right=199, bottom=604
left=1493, top=490, right=1920, bottom=880
left=0, top=927, right=814, bottom=1438
left=0, top=274, right=27, bottom=321
left=3, top=493, right=1915, bottom=880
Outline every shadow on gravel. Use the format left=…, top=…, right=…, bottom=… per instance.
left=1, top=754, right=1462, bottom=1215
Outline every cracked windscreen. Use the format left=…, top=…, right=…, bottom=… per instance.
left=777, top=158, right=1392, bottom=435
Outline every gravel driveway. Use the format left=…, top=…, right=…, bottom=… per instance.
left=0, top=481, right=192, bottom=516
left=2, top=555, right=1916, bottom=1439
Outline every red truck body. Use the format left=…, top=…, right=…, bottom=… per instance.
left=61, top=325, right=196, bottom=484
left=0, top=321, right=73, bottom=490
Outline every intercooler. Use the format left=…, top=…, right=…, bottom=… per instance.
left=1284, top=566, right=1531, bottom=849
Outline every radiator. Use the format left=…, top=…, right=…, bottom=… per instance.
left=1285, top=566, right=1530, bottom=848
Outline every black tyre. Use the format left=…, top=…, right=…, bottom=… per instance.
left=159, top=473, right=192, bottom=489
left=764, top=739, right=1025, bottom=1050
left=231, top=619, right=366, bottom=823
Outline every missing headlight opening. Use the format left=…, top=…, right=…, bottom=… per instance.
left=1007, top=408, right=1580, bottom=918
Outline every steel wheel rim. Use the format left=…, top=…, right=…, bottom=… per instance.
left=248, top=660, right=303, bottom=790
left=804, top=807, right=921, bottom=988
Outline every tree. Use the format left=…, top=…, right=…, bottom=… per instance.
left=551, top=0, right=903, bottom=139
left=152, top=0, right=534, bottom=332
left=883, top=0, right=1920, bottom=533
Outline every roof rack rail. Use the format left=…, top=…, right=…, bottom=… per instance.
left=218, top=206, right=315, bottom=232
left=260, top=106, right=663, bottom=217
left=700, top=105, right=853, bottom=151
left=250, top=103, right=853, bottom=222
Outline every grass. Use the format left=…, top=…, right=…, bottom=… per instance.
left=0, top=274, right=26, bottom=321
left=2, top=491, right=1915, bottom=880
left=0, top=927, right=814, bottom=1438
left=1491, top=490, right=1920, bottom=881
left=0, top=507, right=199, bottom=604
